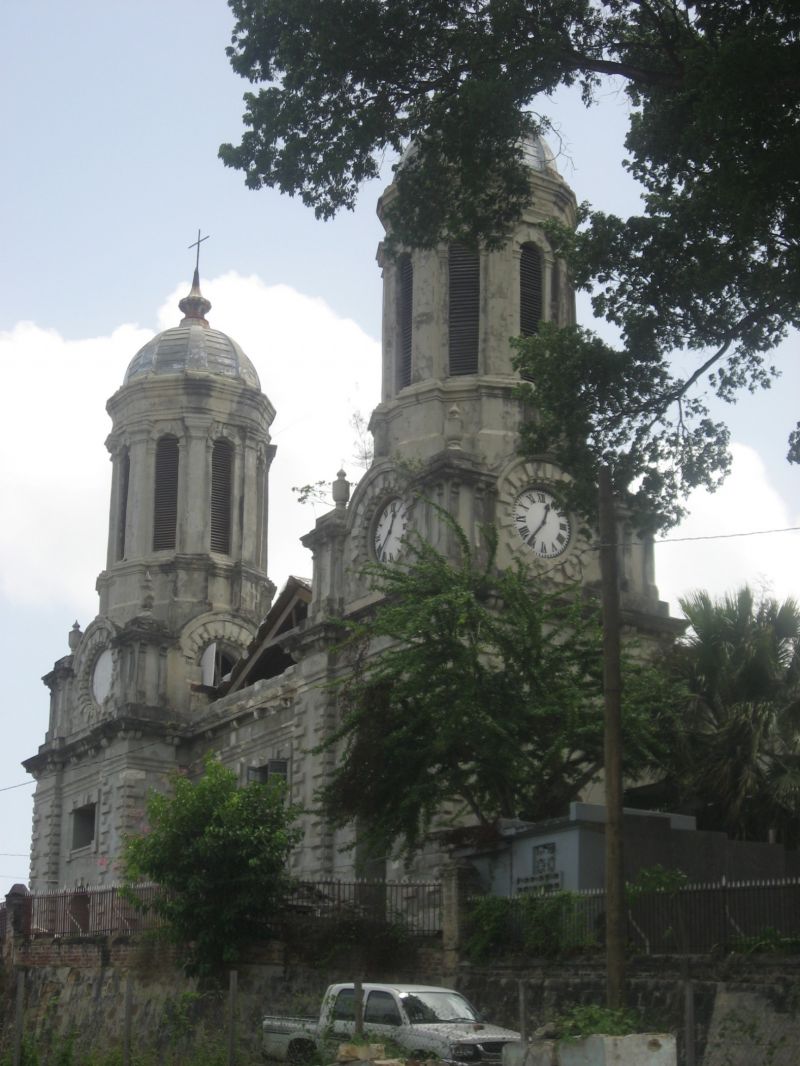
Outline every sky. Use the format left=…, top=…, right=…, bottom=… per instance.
left=0, top=1, right=797, bottom=896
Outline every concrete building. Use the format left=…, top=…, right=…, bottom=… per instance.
left=24, top=137, right=679, bottom=889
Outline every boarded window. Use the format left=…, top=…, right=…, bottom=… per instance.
left=72, top=803, right=96, bottom=850
left=397, top=254, right=413, bottom=389
left=116, top=449, right=130, bottom=560
left=520, top=243, right=543, bottom=336
left=448, top=244, right=479, bottom=375
left=210, top=438, right=233, bottom=554
left=152, top=435, right=179, bottom=551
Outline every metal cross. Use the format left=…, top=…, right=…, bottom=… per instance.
left=188, top=229, right=210, bottom=272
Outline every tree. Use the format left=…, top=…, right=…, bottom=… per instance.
left=220, top=0, right=799, bottom=528
left=123, top=758, right=301, bottom=976
left=318, top=518, right=668, bottom=859
left=642, top=587, right=800, bottom=843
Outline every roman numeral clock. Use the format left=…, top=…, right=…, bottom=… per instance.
left=497, top=459, right=585, bottom=582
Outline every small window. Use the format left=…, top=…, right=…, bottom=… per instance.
left=332, top=988, right=355, bottom=1022
left=520, top=243, right=543, bottom=337
left=448, top=243, right=479, bottom=375
left=247, top=759, right=289, bottom=786
left=152, top=435, right=179, bottom=551
left=117, top=449, right=130, bottom=560
left=72, top=803, right=96, bottom=851
left=364, top=991, right=401, bottom=1027
left=397, top=254, right=413, bottom=389
left=210, top=439, right=233, bottom=554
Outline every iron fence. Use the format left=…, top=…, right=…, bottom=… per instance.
left=282, top=879, right=442, bottom=936
left=26, top=883, right=167, bottom=937
left=4, top=879, right=442, bottom=940
left=468, top=876, right=800, bottom=958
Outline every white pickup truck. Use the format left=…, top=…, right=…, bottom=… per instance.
left=262, top=983, right=519, bottom=1065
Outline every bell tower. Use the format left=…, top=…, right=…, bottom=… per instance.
left=26, top=262, right=276, bottom=889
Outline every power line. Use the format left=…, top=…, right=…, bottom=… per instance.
left=0, top=781, right=35, bottom=793
left=656, top=525, right=800, bottom=545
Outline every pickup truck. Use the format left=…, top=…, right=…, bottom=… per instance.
left=262, top=982, right=520, bottom=1064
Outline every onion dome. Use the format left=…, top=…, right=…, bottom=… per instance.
left=124, top=269, right=260, bottom=389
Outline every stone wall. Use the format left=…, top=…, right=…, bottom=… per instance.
left=3, top=933, right=800, bottom=1065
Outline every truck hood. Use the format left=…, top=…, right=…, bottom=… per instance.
left=410, top=1021, right=520, bottom=1045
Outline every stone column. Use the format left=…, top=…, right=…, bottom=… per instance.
left=181, top=417, right=212, bottom=555
left=441, top=860, right=478, bottom=977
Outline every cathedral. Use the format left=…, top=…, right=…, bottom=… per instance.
left=24, top=137, right=678, bottom=890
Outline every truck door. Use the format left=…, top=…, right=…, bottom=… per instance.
left=330, top=987, right=356, bottom=1040
left=363, top=990, right=403, bottom=1040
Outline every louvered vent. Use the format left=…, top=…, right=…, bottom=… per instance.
left=210, top=439, right=233, bottom=554
left=520, top=243, right=543, bottom=336
left=152, top=435, right=179, bottom=551
left=116, top=450, right=130, bottom=561
left=397, top=254, right=413, bottom=389
left=448, top=244, right=479, bottom=375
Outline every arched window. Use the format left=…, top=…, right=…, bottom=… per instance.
left=397, top=254, right=413, bottom=389
left=116, top=449, right=130, bottom=561
left=210, top=438, right=233, bottom=554
left=520, top=243, right=543, bottom=336
left=200, top=642, right=237, bottom=687
left=448, top=243, right=479, bottom=375
left=152, top=435, right=179, bottom=551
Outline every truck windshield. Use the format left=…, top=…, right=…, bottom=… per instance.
left=399, top=992, right=479, bottom=1024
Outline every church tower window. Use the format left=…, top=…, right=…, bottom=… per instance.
left=152, top=435, right=179, bottom=551
left=116, top=449, right=130, bottom=561
left=210, top=438, right=233, bottom=554
left=397, top=254, right=413, bottom=389
left=448, top=243, right=480, bottom=375
left=520, top=242, right=543, bottom=336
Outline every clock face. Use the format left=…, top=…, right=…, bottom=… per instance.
left=513, top=486, right=572, bottom=558
left=373, top=497, right=409, bottom=562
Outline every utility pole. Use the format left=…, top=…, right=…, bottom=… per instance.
left=599, top=464, right=625, bottom=1008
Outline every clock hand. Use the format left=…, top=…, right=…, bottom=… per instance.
left=379, top=511, right=398, bottom=555
left=526, top=504, right=550, bottom=545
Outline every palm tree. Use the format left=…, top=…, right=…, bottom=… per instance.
left=671, top=587, right=800, bottom=843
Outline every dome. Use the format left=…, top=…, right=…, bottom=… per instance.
left=124, top=271, right=260, bottom=389
left=520, top=131, right=559, bottom=175
left=397, top=128, right=559, bottom=177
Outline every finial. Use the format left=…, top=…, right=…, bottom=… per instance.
left=68, top=621, right=82, bottom=653
left=179, top=229, right=212, bottom=326
left=332, top=469, right=350, bottom=508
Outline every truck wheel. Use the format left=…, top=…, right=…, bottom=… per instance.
left=288, top=1040, right=316, bottom=1065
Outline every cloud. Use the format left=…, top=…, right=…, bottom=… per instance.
left=0, top=274, right=380, bottom=616
left=655, top=443, right=800, bottom=615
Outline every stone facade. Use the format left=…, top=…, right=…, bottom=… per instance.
left=24, top=139, right=679, bottom=890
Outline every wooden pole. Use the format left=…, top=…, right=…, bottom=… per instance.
left=599, top=465, right=625, bottom=1008
left=123, top=973, right=133, bottom=1066
left=13, top=970, right=24, bottom=1066
left=354, top=977, right=364, bottom=1038
left=228, top=969, right=238, bottom=1066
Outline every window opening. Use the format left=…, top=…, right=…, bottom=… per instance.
left=72, top=803, right=96, bottom=850
left=397, top=254, right=413, bottom=389
left=520, top=243, right=543, bottom=337
left=200, top=642, right=236, bottom=687
left=117, top=450, right=130, bottom=560
left=448, top=243, right=479, bottom=375
left=247, top=759, right=289, bottom=786
left=210, top=438, right=233, bottom=554
left=152, top=435, right=179, bottom=551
